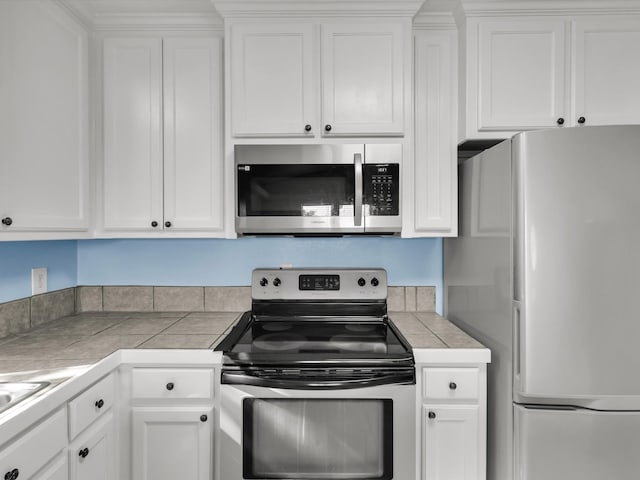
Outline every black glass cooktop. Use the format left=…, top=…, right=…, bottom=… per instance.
left=216, top=312, right=414, bottom=368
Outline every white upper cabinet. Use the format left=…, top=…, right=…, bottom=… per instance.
left=461, top=10, right=640, bottom=140
left=228, top=20, right=406, bottom=138
left=101, top=36, right=224, bottom=235
left=321, top=23, right=404, bottom=136
left=230, top=23, right=315, bottom=137
left=468, top=18, right=567, bottom=135
left=0, top=0, right=89, bottom=237
left=572, top=18, right=640, bottom=126
left=103, top=38, right=164, bottom=232
left=407, top=29, right=457, bottom=237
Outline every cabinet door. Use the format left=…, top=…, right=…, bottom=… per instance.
left=410, top=30, right=457, bottom=237
left=321, top=22, right=404, bottom=136
left=573, top=18, right=640, bottom=126
left=0, top=0, right=88, bottom=233
left=102, top=37, right=163, bottom=231
left=69, top=412, right=115, bottom=480
left=423, top=405, right=479, bottom=480
left=229, top=23, right=315, bottom=137
left=469, top=18, right=567, bottom=135
left=33, top=455, right=68, bottom=480
left=163, top=38, right=224, bottom=232
left=132, top=407, right=213, bottom=480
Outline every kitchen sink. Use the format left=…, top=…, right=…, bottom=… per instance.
left=0, top=382, right=50, bottom=414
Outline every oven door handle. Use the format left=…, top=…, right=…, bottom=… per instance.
left=221, top=371, right=415, bottom=390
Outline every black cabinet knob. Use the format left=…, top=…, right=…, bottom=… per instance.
left=200, top=414, right=208, bottom=422
left=449, top=382, right=457, bottom=390
left=304, top=124, right=312, bottom=132
left=358, top=277, right=366, bottom=287
left=151, top=221, right=158, bottom=228
left=78, top=448, right=90, bottom=458
left=1, top=217, right=12, bottom=226
left=273, top=277, right=281, bottom=287
left=556, top=117, right=564, bottom=125
left=164, top=221, right=172, bottom=228
left=324, top=124, right=332, bottom=132
left=578, top=116, right=586, bottom=124
left=428, top=411, right=436, bottom=419
left=4, top=469, right=19, bottom=480
left=95, top=399, right=104, bottom=409
left=166, top=382, right=174, bottom=391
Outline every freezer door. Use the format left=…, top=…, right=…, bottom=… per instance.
left=513, top=125, right=640, bottom=407
left=515, top=404, right=640, bottom=480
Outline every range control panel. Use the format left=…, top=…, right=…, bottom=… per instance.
left=252, top=268, right=387, bottom=301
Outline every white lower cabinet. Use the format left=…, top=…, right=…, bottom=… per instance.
left=32, top=455, right=68, bottom=480
left=129, top=367, right=215, bottom=480
left=0, top=408, right=67, bottom=480
left=68, top=412, right=115, bottom=480
left=421, top=366, right=486, bottom=480
left=132, top=407, right=213, bottom=480
left=423, top=405, right=479, bottom=480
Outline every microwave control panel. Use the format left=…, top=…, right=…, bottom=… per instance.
left=364, top=164, right=399, bottom=216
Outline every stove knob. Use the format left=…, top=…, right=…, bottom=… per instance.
left=357, top=277, right=366, bottom=287
left=259, top=277, right=268, bottom=287
left=371, top=277, right=379, bottom=287
left=273, top=277, right=281, bottom=287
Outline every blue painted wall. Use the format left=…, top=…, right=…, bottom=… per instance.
left=78, top=238, right=444, bottom=312
left=0, top=238, right=444, bottom=312
left=0, top=241, right=78, bottom=303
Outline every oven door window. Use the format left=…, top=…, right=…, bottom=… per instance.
left=243, top=399, right=392, bottom=480
left=237, top=165, right=355, bottom=217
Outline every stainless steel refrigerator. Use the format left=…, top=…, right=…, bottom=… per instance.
left=444, top=125, right=640, bottom=480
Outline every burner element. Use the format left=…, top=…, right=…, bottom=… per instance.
left=329, top=334, right=387, bottom=353
left=253, top=333, right=306, bottom=352
left=260, top=322, right=293, bottom=332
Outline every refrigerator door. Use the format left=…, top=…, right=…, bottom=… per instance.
left=513, top=125, right=640, bottom=408
left=515, top=404, right=640, bottom=480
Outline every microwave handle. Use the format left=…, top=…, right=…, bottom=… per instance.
left=354, top=153, right=363, bottom=226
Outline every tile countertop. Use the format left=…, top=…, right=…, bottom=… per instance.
left=0, top=310, right=489, bottom=379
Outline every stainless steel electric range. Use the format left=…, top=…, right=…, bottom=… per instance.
left=215, top=268, right=416, bottom=480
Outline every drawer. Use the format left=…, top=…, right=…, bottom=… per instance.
left=68, top=373, right=115, bottom=439
left=0, top=408, right=67, bottom=480
left=131, top=368, right=213, bottom=400
left=423, top=367, right=479, bottom=401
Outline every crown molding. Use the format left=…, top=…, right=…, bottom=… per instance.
left=459, top=0, right=640, bottom=16
left=413, top=11, right=457, bottom=29
left=60, top=0, right=223, bottom=29
left=211, top=0, right=426, bottom=18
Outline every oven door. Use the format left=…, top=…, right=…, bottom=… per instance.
left=219, top=383, right=416, bottom=480
left=235, top=144, right=364, bottom=234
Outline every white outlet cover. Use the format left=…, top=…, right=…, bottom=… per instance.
left=32, top=267, right=47, bottom=295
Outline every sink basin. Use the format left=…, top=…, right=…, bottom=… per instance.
left=0, top=382, right=50, bottom=414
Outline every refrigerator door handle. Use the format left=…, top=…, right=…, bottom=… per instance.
left=513, top=302, right=522, bottom=392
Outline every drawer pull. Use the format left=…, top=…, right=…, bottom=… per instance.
left=166, top=382, right=175, bottom=391
left=78, top=448, right=90, bottom=458
left=428, top=411, right=436, bottom=419
left=95, top=399, right=105, bottom=409
left=449, top=382, right=457, bottom=390
left=4, top=468, right=19, bottom=480
left=200, top=414, right=208, bottom=422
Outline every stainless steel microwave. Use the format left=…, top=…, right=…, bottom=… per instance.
left=235, top=144, right=402, bottom=235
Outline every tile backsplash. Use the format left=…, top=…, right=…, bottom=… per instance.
left=0, top=285, right=436, bottom=339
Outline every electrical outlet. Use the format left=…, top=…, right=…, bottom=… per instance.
left=32, top=267, right=47, bottom=295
